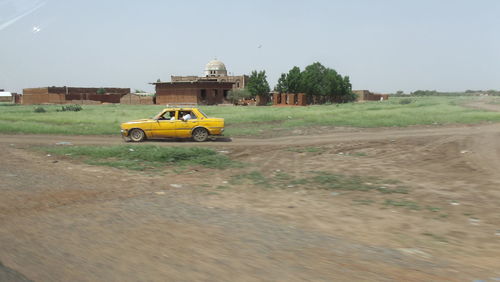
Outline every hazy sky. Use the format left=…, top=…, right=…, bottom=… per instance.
left=1, top=0, right=499, bottom=93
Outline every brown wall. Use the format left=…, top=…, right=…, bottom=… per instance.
left=155, top=82, right=234, bottom=105
left=353, top=90, right=389, bottom=101
left=22, top=93, right=65, bottom=104
left=24, top=87, right=50, bottom=95
left=273, top=93, right=308, bottom=106
left=22, top=87, right=130, bottom=104
left=120, top=94, right=155, bottom=105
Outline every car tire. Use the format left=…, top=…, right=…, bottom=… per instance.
left=192, top=128, right=208, bottom=142
left=129, top=129, right=146, bottom=142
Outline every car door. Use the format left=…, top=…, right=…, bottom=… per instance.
left=175, top=111, right=199, bottom=138
left=151, top=110, right=177, bottom=138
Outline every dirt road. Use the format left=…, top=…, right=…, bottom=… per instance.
left=1, top=121, right=500, bottom=281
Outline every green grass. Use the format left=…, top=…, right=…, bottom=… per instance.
left=422, top=232, right=448, bottom=243
left=230, top=171, right=270, bottom=187
left=287, top=146, right=326, bottom=153
left=1, top=97, right=499, bottom=136
left=383, top=199, right=421, bottom=210
left=229, top=170, right=409, bottom=194
left=39, top=145, right=234, bottom=170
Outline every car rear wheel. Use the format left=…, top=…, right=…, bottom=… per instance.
left=129, top=129, right=145, bottom=142
left=192, top=128, right=208, bottom=142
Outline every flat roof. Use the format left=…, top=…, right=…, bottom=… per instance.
left=150, top=80, right=235, bottom=85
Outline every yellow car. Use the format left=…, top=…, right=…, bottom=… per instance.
left=120, top=108, right=224, bottom=142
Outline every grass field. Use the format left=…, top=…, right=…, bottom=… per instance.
left=1, top=97, right=499, bottom=136
left=40, top=145, right=234, bottom=170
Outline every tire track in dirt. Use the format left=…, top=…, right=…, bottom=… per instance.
left=0, top=123, right=499, bottom=148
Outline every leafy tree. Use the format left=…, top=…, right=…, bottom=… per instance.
left=274, top=73, right=288, bottom=93
left=274, top=62, right=355, bottom=103
left=227, top=88, right=252, bottom=103
left=247, top=70, right=270, bottom=98
left=286, top=66, right=302, bottom=93
left=274, top=66, right=302, bottom=94
left=301, top=62, right=330, bottom=101
left=97, top=87, right=106, bottom=95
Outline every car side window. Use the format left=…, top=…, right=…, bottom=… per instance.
left=165, top=111, right=176, bottom=121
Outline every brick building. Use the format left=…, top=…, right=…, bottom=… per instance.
left=171, top=59, right=248, bottom=89
left=22, top=87, right=130, bottom=105
left=0, top=90, right=13, bottom=102
left=154, top=59, right=247, bottom=105
left=154, top=80, right=234, bottom=105
left=353, top=90, right=389, bottom=102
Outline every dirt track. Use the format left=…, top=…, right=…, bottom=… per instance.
left=1, top=117, right=500, bottom=280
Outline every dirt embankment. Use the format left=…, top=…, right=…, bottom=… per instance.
left=1, top=122, right=500, bottom=281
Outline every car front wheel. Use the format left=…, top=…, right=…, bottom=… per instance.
left=192, top=128, right=208, bottom=142
left=129, top=129, right=146, bottom=142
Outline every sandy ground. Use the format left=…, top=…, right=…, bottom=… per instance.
left=1, top=103, right=499, bottom=281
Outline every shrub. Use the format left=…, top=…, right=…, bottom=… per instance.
left=34, top=106, right=46, bottom=113
left=97, top=88, right=106, bottom=94
left=58, top=104, right=83, bottom=112
left=399, top=98, right=413, bottom=105
left=227, top=88, right=252, bottom=104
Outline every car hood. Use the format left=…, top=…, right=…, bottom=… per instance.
left=122, top=119, right=155, bottom=124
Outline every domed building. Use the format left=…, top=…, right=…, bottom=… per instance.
left=154, top=59, right=249, bottom=105
left=204, top=59, right=228, bottom=77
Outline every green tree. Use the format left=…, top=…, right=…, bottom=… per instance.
left=301, top=62, right=329, bottom=102
left=286, top=66, right=302, bottom=93
left=299, top=62, right=355, bottom=103
left=274, top=66, right=302, bottom=94
left=247, top=70, right=270, bottom=98
left=96, top=87, right=106, bottom=94
left=227, top=88, right=252, bottom=104
left=274, top=73, right=288, bottom=93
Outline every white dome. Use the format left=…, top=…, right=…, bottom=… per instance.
left=204, top=59, right=228, bottom=76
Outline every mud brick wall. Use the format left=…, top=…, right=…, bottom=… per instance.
left=65, top=100, right=101, bottom=105
left=22, top=87, right=130, bottom=104
left=297, top=93, right=307, bottom=106
left=22, top=93, right=65, bottom=104
left=67, top=87, right=130, bottom=95
left=353, top=90, right=388, bottom=102
left=120, top=94, right=155, bottom=105
left=255, top=94, right=268, bottom=106
left=273, top=93, right=281, bottom=105
left=273, top=93, right=308, bottom=106
left=280, top=94, right=287, bottom=105
left=155, top=82, right=234, bottom=105
left=23, top=87, right=50, bottom=95
left=13, top=93, right=21, bottom=104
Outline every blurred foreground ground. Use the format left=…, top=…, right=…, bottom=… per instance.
left=1, top=105, right=500, bottom=281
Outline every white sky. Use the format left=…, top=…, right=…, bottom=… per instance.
left=1, top=0, right=499, bottom=93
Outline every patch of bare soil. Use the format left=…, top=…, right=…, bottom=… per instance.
left=1, top=122, right=500, bottom=281
left=464, top=98, right=500, bottom=112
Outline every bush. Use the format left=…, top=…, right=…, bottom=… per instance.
left=97, top=88, right=106, bottom=95
left=227, top=88, right=252, bottom=103
left=34, top=106, right=46, bottom=113
left=58, top=104, right=83, bottom=112
left=399, top=98, right=413, bottom=105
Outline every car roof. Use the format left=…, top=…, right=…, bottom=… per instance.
left=162, top=108, right=198, bottom=111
